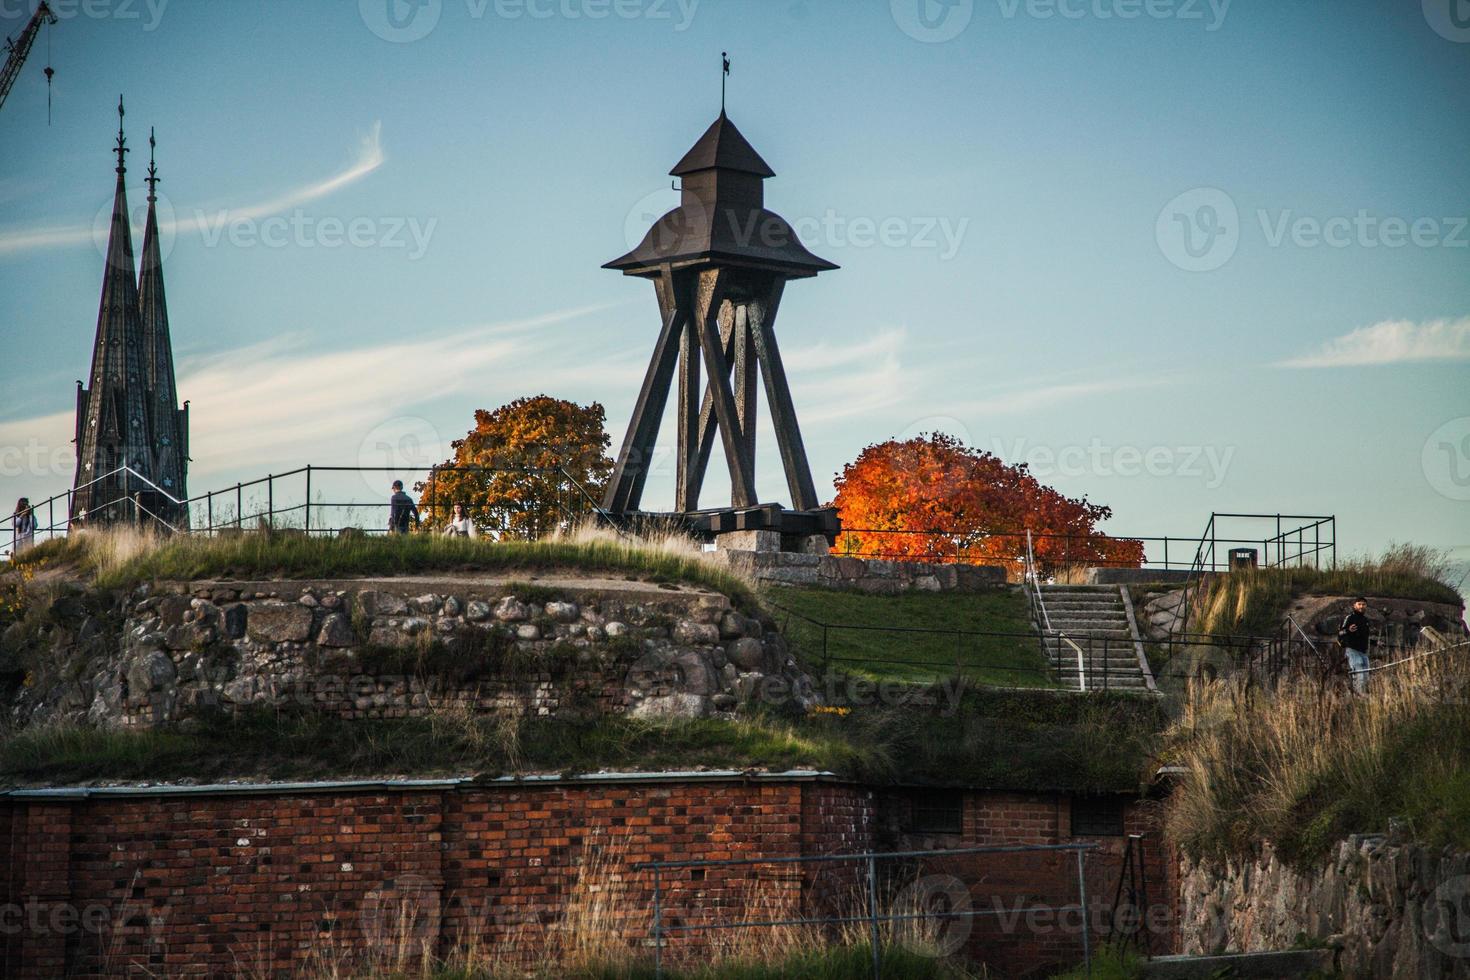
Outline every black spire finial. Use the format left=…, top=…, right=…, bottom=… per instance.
left=721, top=52, right=730, bottom=114
left=114, top=95, right=129, bottom=173
left=146, top=126, right=160, bottom=200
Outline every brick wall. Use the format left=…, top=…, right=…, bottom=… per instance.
left=0, top=781, right=1166, bottom=978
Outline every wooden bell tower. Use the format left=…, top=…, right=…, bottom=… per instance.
left=602, top=110, right=840, bottom=546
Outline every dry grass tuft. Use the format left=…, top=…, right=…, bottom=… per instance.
left=1163, top=635, right=1470, bottom=866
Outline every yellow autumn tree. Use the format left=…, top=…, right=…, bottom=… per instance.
left=416, top=396, right=613, bottom=539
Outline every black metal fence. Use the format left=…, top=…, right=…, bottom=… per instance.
left=635, top=843, right=1101, bottom=980
left=1, top=463, right=607, bottom=559
left=832, top=512, right=1336, bottom=573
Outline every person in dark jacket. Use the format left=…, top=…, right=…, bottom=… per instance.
left=388, top=481, right=419, bottom=535
left=1337, top=597, right=1373, bottom=693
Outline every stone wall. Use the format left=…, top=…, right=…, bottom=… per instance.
left=3, top=578, right=812, bottom=730
left=1177, top=838, right=1470, bottom=978
left=721, top=550, right=1007, bottom=594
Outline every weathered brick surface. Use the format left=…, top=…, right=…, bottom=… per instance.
left=0, top=782, right=1167, bottom=978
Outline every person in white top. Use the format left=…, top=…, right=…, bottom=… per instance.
left=442, top=502, right=477, bottom=538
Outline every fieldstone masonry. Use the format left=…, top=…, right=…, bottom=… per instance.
left=1178, top=838, right=1470, bottom=978
left=4, top=579, right=814, bottom=731
left=722, top=549, right=1007, bottom=594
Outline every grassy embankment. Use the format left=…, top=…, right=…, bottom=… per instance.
left=1163, top=641, right=1470, bottom=867
left=768, top=583, right=1052, bottom=687
left=0, top=528, right=1166, bottom=792
left=8, top=525, right=760, bottom=610
left=1191, top=544, right=1463, bottom=639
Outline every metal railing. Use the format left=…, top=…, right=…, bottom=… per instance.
left=636, top=843, right=1101, bottom=980
left=3, top=463, right=610, bottom=559
left=831, top=512, right=1337, bottom=574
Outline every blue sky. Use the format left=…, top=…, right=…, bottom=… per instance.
left=1, top=0, right=1467, bottom=580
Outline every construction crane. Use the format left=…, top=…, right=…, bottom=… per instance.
left=0, top=1, right=57, bottom=118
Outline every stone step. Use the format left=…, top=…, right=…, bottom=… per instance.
left=1046, top=630, right=1134, bottom=641
left=1141, top=950, right=1335, bottom=979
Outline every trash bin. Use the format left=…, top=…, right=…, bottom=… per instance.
left=1229, top=548, right=1258, bottom=570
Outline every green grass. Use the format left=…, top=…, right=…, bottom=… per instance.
left=0, top=708, right=881, bottom=785
left=572, top=945, right=986, bottom=979
left=767, top=584, right=1052, bottom=687
left=0, top=686, right=1169, bottom=793
left=13, top=528, right=759, bottom=612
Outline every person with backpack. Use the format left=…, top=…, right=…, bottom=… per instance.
left=11, top=498, right=36, bottom=553
left=387, top=481, right=419, bottom=535
left=1337, top=597, right=1374, bottom=694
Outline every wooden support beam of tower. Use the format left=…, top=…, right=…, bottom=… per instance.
left=674, top=276, right=701, bottom=512
left=689, top=299, right=738, bottom=509
left=602, top=270, right=685, bottom=513
left=748, top=278, right=820, bottom=511
left=694, top=269, right=756, bottom=508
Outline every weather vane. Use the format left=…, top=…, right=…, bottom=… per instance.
left=721, top=51, right=730, bottom=113
left=146, top=126, right=160, bottom=200
left=114, top=94, right=128, bottom=172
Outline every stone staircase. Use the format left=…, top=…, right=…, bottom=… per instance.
left=1038, top=585, right=1155, bottom=692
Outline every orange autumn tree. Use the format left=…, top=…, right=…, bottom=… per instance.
left=831, top=433, right=1144, bottom=575
left=416, top=395, right=613, bottom=540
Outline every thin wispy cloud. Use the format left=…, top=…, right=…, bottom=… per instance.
left=786, top=327, right=913, bottom=425
left=182, top=302, right=616, bottom=474
left=1276, top=316, right=1470, bottom=368
left=0, top=122, right=385, bottom=256
left=947, top=376, right=1173, bottom=417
